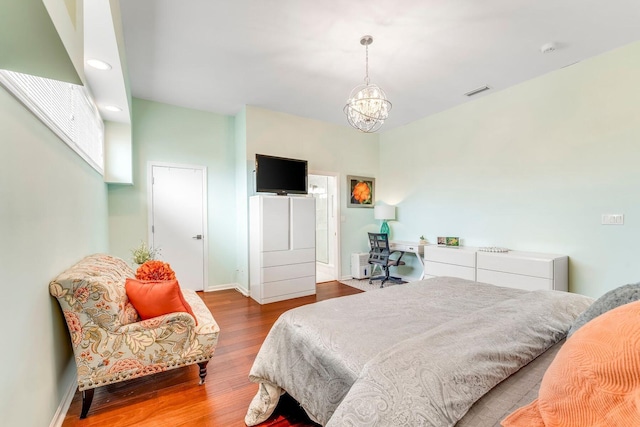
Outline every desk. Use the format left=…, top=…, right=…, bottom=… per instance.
left=389, top=241, right=426, bottom=280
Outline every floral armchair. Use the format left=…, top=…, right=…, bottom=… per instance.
left=49, top=254, right=220, bottom=418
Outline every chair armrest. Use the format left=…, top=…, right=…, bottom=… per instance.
left=390, top=250, right=405, bottom=262
left=117, top=311, right=196, bottom=334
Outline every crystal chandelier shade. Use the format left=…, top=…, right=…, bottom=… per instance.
left=344, top=35, right=392, bottom=133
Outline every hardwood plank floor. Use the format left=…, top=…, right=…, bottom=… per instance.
left=62, top=281, right=362, bottom=427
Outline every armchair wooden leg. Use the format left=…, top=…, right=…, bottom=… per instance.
left=197, top=361, right=209, bottom=385
left=80, top=388, right=94, bottom=419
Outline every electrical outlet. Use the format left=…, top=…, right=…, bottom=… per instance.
left=601, top=214, right=624, bottom=225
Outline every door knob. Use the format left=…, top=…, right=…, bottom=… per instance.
left=192, top=234, right=203, bottom=240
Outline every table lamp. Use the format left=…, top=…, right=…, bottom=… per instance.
left=374, top=204, right=396, bottom=235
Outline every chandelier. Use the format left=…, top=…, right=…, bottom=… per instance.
left=344, top=35, right=392, bottom=133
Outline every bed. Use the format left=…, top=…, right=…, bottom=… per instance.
left=244, top=277, right=594, bottom=426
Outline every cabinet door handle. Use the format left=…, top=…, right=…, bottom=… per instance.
left=192, top=234, right=203, bottom=240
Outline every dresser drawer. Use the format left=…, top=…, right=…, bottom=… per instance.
left=262, top=248, right=315, bottom=267
left=424, top=261, right=476, bottom=281
left=424, top=246, right=476, bottom=268
left=477, top=269, right=553, bottom=292
left=263, top=262, right=315, bottom=283
left=477, top=252, right=554, bottom=279
left=390, top=242, right=422, bottom=253
left=262, top=275, right=316, bottom=299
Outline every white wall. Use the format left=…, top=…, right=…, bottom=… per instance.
left=379, top=41, right=640, bottom=297
left=234, top=107, right=249, bottom=292
left=244, top=106, right=380, bottom=279
left=0, top=86, right=109, bottom=426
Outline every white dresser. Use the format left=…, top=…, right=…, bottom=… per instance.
left=424, top=246, right=568, bottom=291
left=249, top=195, right=316, bottom=304
left=424, top=245, right=477, bottom=281
left=476, top=250, right=568, bottom=292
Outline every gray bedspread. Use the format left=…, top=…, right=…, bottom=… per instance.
left=247, top=277, right=593, bottom=426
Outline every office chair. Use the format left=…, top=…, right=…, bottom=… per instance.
left=367, top=232, right=406, bottom=288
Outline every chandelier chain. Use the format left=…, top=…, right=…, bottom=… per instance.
left=364, top=44, right=370, bottom=85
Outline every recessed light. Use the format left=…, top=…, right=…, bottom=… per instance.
left=87, top=59, right=112, bottom=70
left=103, top=105, right=122, bottom=112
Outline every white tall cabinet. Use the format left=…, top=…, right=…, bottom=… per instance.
left=250, top=195, right=316, bottom=304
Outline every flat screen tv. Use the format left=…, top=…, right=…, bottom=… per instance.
left=255, top=154, right=308, bottom=195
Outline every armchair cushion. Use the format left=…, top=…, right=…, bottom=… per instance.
left=125, top=278, right=197, bottom=324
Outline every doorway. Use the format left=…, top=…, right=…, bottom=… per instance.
left=308, top=173, right=339, bottom=283
left=148, top=162, right=208, bottom=291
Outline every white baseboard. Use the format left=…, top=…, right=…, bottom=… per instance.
left=234, top=286, right=250, bottom=296
left=206, top=282, right=249, bottom=297
left=50, top=360, right=77, bottom=427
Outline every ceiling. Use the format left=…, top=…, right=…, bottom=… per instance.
left=118, top=0, right=640, bottom=131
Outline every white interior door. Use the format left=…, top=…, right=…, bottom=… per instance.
left=150, top=164, right=207, bottom=291
left=309, top=173, right=339, bottom=283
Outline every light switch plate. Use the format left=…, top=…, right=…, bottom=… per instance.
left=601, top=214, right=624, bottom=225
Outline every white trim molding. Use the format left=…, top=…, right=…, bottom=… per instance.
left=205, top=282, right=249, bottom=297
left=49, top=360, right=77, bottom=427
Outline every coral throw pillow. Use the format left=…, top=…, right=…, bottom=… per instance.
left=125, top=278, right=197, bottom=324
left=502, top=300, right=640, bottom=427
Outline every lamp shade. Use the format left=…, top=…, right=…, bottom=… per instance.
left=374, top=205, right=396, bottom=221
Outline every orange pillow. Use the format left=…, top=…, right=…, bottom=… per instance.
left=502, top=300, right=640, bottom=427
left=125, top=278, right=197, bottom=325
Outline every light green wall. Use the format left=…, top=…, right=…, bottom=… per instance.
left=104, top=120, right=132, bottom=183
left=108, top=98, right=237, bottom=287
left=244, top=106, right=380, bottom=279
left=0, top=86, right=109, bottom=426
left=42, top=0, right=84, bottom=83
left=0, top=0, right=81, bottom=84
left=379, top=41, right=640, bottom=298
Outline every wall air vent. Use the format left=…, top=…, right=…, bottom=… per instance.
left=464, top=85, right=491, bottom=97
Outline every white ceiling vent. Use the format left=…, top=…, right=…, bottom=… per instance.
left=464, top=85, right=491, bottom=97
left=540, top=42, right=557, bottom=54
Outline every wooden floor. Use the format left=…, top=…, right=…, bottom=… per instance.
left=62, top=281, right=362, bottom=427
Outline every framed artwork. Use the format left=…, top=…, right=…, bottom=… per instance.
left=347, top=175, right=375, bottom=208
left=446, top=237, right=460, bottom=247
left=437, top=237, right=447, bottom=246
